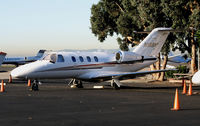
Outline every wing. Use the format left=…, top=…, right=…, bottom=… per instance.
left=78, top=69, right=176, bottom=80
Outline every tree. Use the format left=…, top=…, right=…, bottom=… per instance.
left=161, top=0, right=200, bottom=74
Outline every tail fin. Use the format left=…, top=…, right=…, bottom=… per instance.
left=36, top=50, right=46, bottom=58
left=133, top=28, right=172, bottom=57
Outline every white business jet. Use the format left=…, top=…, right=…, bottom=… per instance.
left=11, top=28, right=174, bottom=90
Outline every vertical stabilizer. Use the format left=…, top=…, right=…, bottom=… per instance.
left=133, top=28, right=172, bottom=57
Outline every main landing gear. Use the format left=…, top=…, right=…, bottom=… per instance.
left=111, top=79, right=121, bottom=90
left=68, top=79, right=83, bottom=88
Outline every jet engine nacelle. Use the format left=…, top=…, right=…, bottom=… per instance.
left=115, top=51, right=143, bottom=63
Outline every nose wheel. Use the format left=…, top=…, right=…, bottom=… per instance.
left=32, top=80, right=39, bottom=91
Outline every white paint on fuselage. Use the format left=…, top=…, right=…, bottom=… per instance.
left=11, top=51, right=156, bottom=79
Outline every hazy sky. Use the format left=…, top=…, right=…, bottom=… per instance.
left=0, top=0, right=119, bottom=56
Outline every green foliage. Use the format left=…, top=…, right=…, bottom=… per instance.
left=90, top=0, right=200, bottom=55
left=161, top=0, right=200, bottom=55
left=117, top=37, right=129, bottom=51
left=165, top=65, right=189, bottom=78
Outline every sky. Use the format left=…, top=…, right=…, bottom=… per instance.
left=0, top=0, right=119, bottom=56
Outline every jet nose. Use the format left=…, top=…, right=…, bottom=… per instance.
left=11, top=65, right=29, bottom=78
left=192, top=70, right=200, bottom=85
left=11, top=60, right=49, bottom=79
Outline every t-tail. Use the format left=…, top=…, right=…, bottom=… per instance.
left=133, top=28, right=172, bottom=57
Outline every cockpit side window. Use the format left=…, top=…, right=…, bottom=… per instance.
left=50, top=54, right=57, bottom=63
left=43, top=53, right=57, bottom=63
left=57, top=54, right=65, bottom=62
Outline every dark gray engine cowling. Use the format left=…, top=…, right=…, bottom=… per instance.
left=115, top=51, right=143, bottom=63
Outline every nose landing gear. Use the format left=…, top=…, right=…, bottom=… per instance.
left=32, top=80, right=39, bottom=91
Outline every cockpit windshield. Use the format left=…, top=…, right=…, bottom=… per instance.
left=43, top=54, right=57, bottom=63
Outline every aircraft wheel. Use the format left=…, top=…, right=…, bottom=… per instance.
left=70, top=80, right=83, bottom=88
left=77, top=80, right=83, bottom=88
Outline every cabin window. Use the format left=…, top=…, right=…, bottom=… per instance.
left=57, top=54, right=65, bottom=62
left=86, top=56, right=91, bottom=62
left=79, top=56, right=84, bottom=62
left=71, top=56, right=76, bottom=62
left=94, top=56, right=98, bottom=62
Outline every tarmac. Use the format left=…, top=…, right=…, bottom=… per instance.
left=1, top=66, right=200, bottom=126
